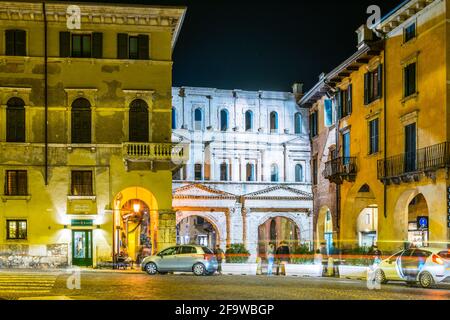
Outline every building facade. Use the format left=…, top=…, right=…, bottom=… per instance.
left=171, top=86, right=313, bottom=261
left=0, top=1, right=186, bottom=267
left=302, top=0, right=450, bottom=253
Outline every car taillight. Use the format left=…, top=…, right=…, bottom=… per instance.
left=432, top=254, right=444, bottom=265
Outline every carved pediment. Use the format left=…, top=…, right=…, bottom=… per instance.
left=173, top=184, right=237, bottom=199
left=244, top=185, right=312, bottom=200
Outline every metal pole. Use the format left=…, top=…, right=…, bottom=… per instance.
left=43, top=2, right=48, bottom=185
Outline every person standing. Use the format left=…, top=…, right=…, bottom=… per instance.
left=214, top=245, right=224, bottom=275
left=276, top=242, right=291, bottom=275
left=266, top=243, right=275, bottom=276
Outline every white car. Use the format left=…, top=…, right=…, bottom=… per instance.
left=375, top=247, right=450, bottom=288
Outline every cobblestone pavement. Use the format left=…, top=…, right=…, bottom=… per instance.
left=0, top=269, right=449, bottom=300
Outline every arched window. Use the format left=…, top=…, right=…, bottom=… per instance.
left=245, top=110, right=253, bottom=131
left=294, top=112, right=302, bottom=134
left=220, top=109, right=229, bottom=131
left=270, top=111, right=278, bottom=133
left=194, top=108, right=203, bottom=131
left=246, top=163, right=255, bottom=182
left=129, top=99, right=149, bottom=142
left=71, top=98, right=91, bottom=144
left=295, top=164, right=303, bottom=182
left=270, top=164, right=279, bottom=182
left=220, top=163, right=229, bottom=181
left=172, top=107, right=177, bottom=130
left=6, top=97, right=25, bottom=142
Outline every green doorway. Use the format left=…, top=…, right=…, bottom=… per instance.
left=72, top=230, right=93, bottom=267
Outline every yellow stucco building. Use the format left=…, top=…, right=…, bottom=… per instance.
left=303, top=0, right=449, bottom=253
left=0, top=1, right=187, bottom=267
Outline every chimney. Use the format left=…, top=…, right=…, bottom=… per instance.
left=292, top=82, right=304, bottom=102
left=356, top=24, right=374, bottom=49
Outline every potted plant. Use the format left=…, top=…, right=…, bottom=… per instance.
left=338, top=246, right=372, bottom=279
left=285, top=244, right=322, bottom=277
left=222, top=244, right=256, bottom=275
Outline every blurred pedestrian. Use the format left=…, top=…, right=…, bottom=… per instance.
left=276, top=242, right=290, bottom=275
left=267, top=243, right=275, bottom=276
left=214, top=245, right=224, bottom=275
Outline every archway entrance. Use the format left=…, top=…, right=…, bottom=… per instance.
left=120, top=199, right=152, bottom=262
left=407, top=194, right=429, bottom=247
left=356, top=205, right=378, bottom=248
left=176, top=215, right=218, bottom=249
left=258, top=217, right=300, bottom=258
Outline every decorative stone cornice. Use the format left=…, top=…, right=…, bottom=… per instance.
left=0, top=1, right=186, bottom=50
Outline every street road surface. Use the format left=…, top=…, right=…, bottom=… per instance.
left=0, top=269, right=449, bottom=300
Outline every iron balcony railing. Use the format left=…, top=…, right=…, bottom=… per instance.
left=377, top=142, right=450, bottom=180
left=122, top=142, right=189, bottom=163
left=323, top=157, right=358, bottom=183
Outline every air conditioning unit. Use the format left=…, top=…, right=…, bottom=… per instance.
left=356, top=24, right=374, bottom=49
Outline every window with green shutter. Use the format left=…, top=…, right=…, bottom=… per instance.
left=369, top=118, right=379, bottom=154
left=364, top=65, right=383, bottom=104
left=404, top=62, right=417, bottom=97
left=117, top=33, right=150, bottom=60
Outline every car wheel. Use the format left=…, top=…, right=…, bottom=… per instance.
left=419, top=272, right=434, bottom=289
left=144, top=262, right=158, bottom=275
left=375, top=269, right=387, bottom=284
left=193, top=263, right=206, bottom=276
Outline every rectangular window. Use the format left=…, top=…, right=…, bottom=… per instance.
left=404, top=23, right=416, bottom=43
left=312, top=157, right=318, bottom=186
left=5, top=29, right=26, bottom=56
left=337, top=86, right=352, bottom=119
left=369, top=118, right=379, bottom=154
left=7, top=220, right=27, bottom=240
left=310, top=111, right=318, bottom=138
left=117, top=33, right=150, bottom=60
left=72, top=34, right=91, bottom=58
left=342, top=131, right=350, bottom=164
left=405, top=123, right=417, bottom=172
left=5, top=170, right=27, bottom=196
left=324, top=99, right=333, bottom=127
left=71, top=171, right=93, bottom=196
left=194, top=164, right=203, bottom=181
left=364, top=65, right=383, bottom=104
left=404, top=62, right=417, bottom=98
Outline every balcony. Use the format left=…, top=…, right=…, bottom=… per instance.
left=122, top=142, right=189, bottom=171
left=377, top=142, right=450, bottom=184
left=323, top=157, right=357, bottom=184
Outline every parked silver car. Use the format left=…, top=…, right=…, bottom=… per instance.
left=141, top=245, right=218, bottom=276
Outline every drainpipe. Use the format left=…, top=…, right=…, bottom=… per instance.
left=43, top=2, right=48, bottom=185
left=380, top=34, right=388, bottom=220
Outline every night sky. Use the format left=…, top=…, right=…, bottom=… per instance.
left=77, top=0, right=403, bottom=92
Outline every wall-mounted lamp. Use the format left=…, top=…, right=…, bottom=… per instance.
left=96, top=225, right=101, bottom=229
left=63, top=225, right=68, bottom=229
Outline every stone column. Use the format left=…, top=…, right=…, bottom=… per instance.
left=156, top=210, right=177, bottom=252
left=229, top=204, right=243, bottom=245
left=245, top=210, right=259, bottom=263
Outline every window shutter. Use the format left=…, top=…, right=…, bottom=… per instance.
left=59, top=31, right=71, bottom=57
left=117, top=33, right=128, bottom=59
left=336, top=89, right=342, bottom=119
left=92, top=32, right=103, bottom=59
left=138, top=34, right=149, bottom=60
left=5, top=30, right=15, bottom=55
left=377, top=64, right=383, bottom=98
left=347, top=84, right=352, bottom=115
left=14, top=30, right=26, bottom=56
left=364, top=72, right=370, bottom=105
